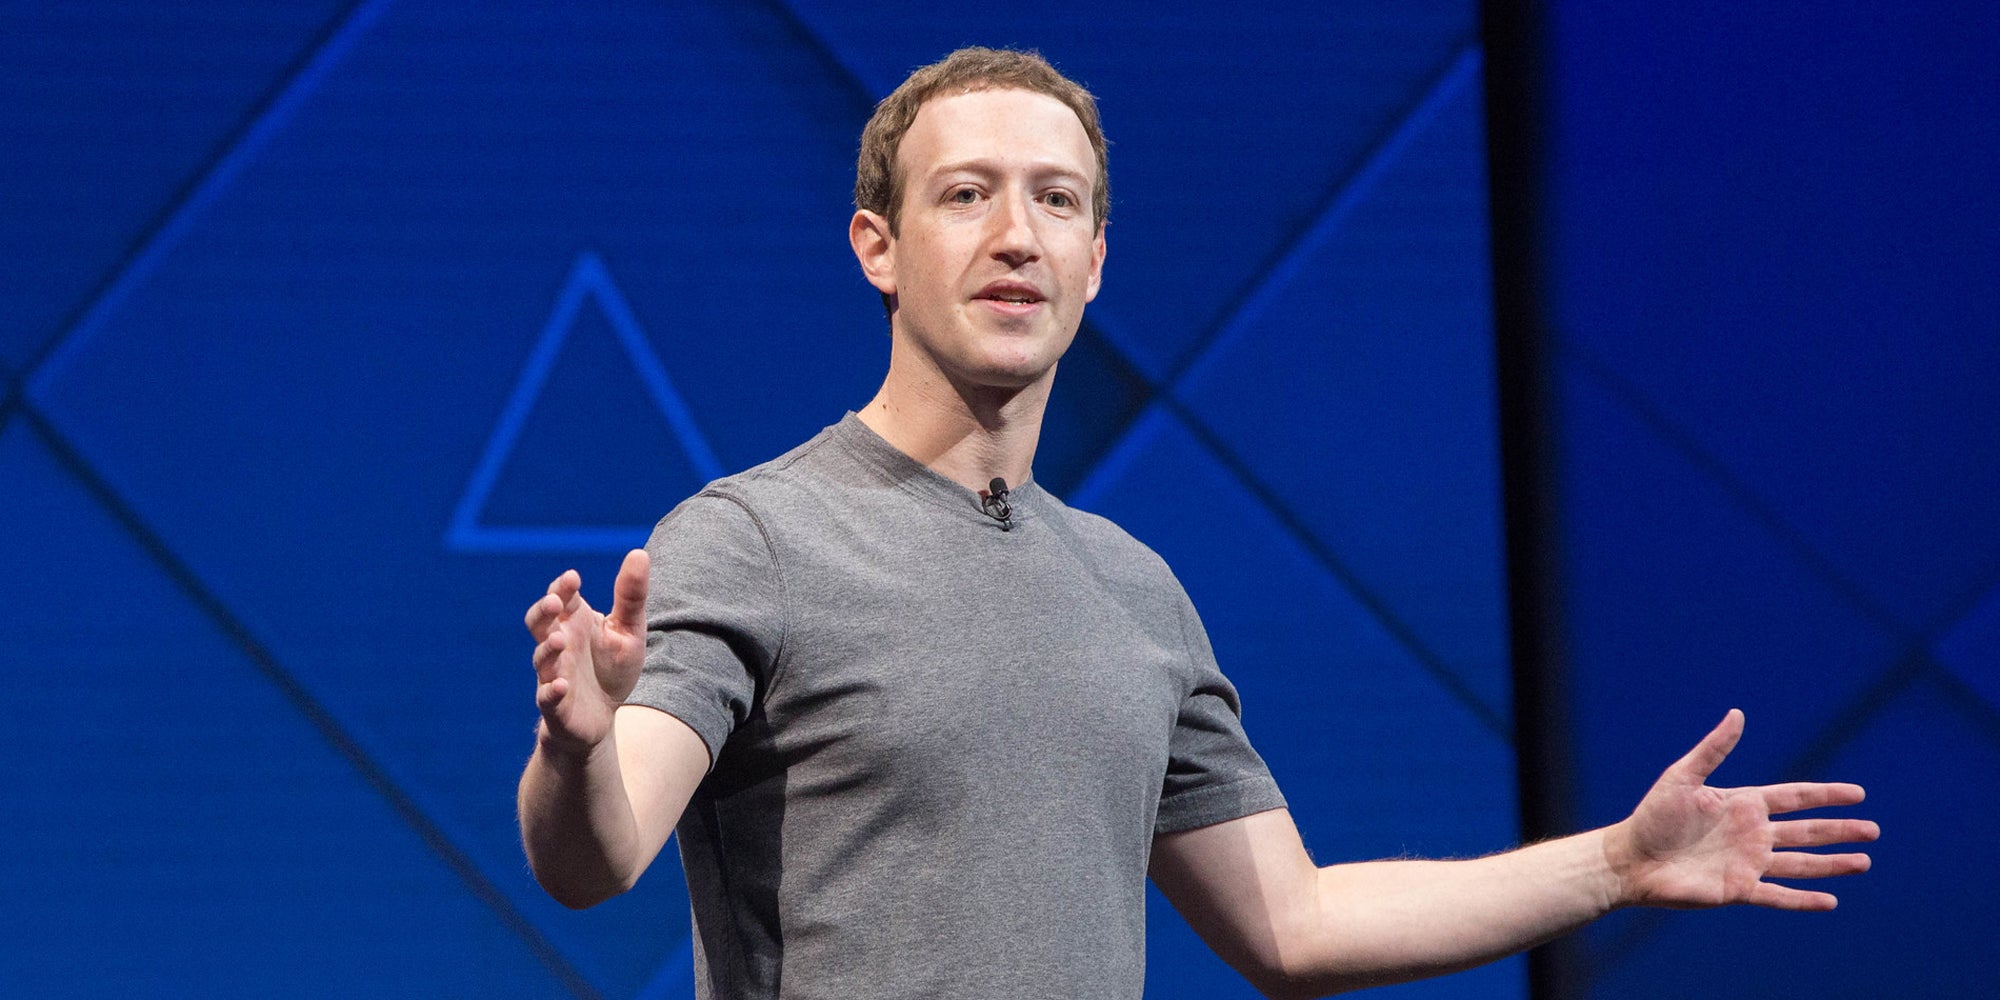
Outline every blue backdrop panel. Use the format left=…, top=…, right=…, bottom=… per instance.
left=5, top=2, right=1512, bottom=996
left=0, top=2, right=349, bottom=368
left=1590, top=681, right=2000, bottom=999
left=1554, top=366, right=1908, bottom=798
left=1171, top=56, right=1507, bottom=723
left=0, top=425, right=572, bottom=997
left=1535, top=1, right=2000, bottom=994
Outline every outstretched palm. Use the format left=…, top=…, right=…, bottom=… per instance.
left=525, top=549, right=651, bottom=753
left=1609, top=709, right=1877, bottom=911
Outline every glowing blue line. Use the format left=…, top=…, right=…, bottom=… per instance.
left=1068, top=402, right=1173, bottom=511
left=1173, top=45, right=1482, bottom=393
left=444, top=253, right=595, bottom=550
left=582, top=253, right=724, bottom=481
left=1070, top=45, right=1482, bottom=509
left=26, top=0, right=397, bottom=400
left=446, top=252, right=721, bottom=553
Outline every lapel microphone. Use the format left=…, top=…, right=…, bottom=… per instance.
left=980, top=477, right=1013, bottom=531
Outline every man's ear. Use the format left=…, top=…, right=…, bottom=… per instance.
left=850, top=210, right=896, bottom=296
left=1085, top=221, right=1107, bottom=302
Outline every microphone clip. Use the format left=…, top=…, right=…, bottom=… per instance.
left=980, top=477, right=1013, bottom=531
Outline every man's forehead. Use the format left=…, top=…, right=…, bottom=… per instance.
left=898, top=87, right=1094, bottom=174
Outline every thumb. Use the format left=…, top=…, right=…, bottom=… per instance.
left=608, top=548, right=650, bottom=633
left=1670, top=708, right=1744, bottom=785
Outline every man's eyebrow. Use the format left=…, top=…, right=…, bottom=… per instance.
left=926, top=159, right=1091, bottom=185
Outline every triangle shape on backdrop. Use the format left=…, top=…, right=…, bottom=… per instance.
left=446, top=251, right=723, bottom=553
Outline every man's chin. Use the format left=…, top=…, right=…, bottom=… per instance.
left=950, top=355, right=1061, bottom=395
left=982, top=349, right=1066, bottom=386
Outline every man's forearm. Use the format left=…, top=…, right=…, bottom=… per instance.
left=1159, top=714, right=1872, bottom=999
left=517, top=727, right=647, bottom=910
left=1276, top=829, right=1620, bottom=997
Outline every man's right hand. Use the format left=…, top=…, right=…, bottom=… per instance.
left=525, top=548, right=650, bottom=753
left=518, top=546, right=707, bottom=909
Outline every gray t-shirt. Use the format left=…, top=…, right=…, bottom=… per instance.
left=630, top=414, right=1284, bottom=1000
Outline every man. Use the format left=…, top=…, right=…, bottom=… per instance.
left=518, top=48, right=1875, bottom=999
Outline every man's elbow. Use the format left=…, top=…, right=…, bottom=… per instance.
left=538, top=873, right=630, bottom=911
left=1251, top=970, right=1313, bottom=1000
left=1249, top=959, right=1336, bottom=1000
left=1243, top=917, right=1381, bottom=1000
left=527, top=855, right=638, bottom=911
left=1233, top=920, right=1330, bottom=1000
left=1253, top=966, right=1377, bottom=1000
left=1251, top=944, right=1443, bottom=1000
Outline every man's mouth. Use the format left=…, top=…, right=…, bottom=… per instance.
left=976, top=281, right=1046, bottom=306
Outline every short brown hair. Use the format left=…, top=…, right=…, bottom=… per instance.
left=856, top=47, right=1109, bottom=235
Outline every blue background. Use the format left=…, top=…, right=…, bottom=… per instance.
left=1530, top=2, right=2000, bottom=997
left=3, top=1, right=1990, bottom=998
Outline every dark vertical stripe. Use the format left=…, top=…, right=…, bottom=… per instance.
left=1482, top=0, right=1587, bottom=996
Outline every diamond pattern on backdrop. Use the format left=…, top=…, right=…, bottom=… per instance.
left=1557, top=340, right=2000, bottom=993
left=1173, top=50, right=1508, bottom=727
left=1553, top=287, right=2000, bottom=993
left=1586, top=679, right=2000, bottom=998
left=1542, top=7, right=2000, bottom=986
left=0, top=1, right=352, bottom=368
left=0, top=421, right=582, bottom=998
left=1936, top=584, right=2000, bottom=711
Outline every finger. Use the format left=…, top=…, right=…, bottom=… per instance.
left=1669, top=708, right=1745, bottom=784
left=1772, top=817, right=1880, bottom=848
left=547, top=569, right=584, bottom=614
left=535, top=676, right=570, bottom=715
left=608, top=548, right=650, bottom=634
left=1766, top=851, right=1871, bottom=880
left=1745, top=882, right=1839, bottom=911
left=533, top=631, right=567, bottom=680
left=1760, top=781, right=1866, bottom=813
left=525, top=593, right=562, bottom=638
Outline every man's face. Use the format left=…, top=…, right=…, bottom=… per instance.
left=857, top=87, right=1106, bottom=392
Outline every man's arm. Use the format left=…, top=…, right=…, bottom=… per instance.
left=517, top=549, right=710, bottom=909
left=1149, top=710, right=1877, bottom=1000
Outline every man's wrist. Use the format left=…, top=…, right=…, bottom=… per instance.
left=1594, top=821, right=1638, bottom=912
left=535, top=718, right=616, bottom=771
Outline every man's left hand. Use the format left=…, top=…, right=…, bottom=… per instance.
left=1606, top=709, right=1878, bottom=911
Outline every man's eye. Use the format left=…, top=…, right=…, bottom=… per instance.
left=949, top=188, right=979, bottom=204
left=1045, top=192, right=1072, bottom=209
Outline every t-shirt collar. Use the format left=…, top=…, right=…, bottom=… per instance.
left=830, top=412, right=1042, bottom=525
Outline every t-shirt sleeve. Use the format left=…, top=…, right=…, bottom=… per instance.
left=626, top=490, right=785, bottom=768
left=1155, top=589, right=1287, bottom=835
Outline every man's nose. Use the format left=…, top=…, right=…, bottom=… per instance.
left=988, top=189, right=1040, bottom=267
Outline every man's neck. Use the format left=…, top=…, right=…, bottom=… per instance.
left=856, top=357, right=1050, bottom=495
